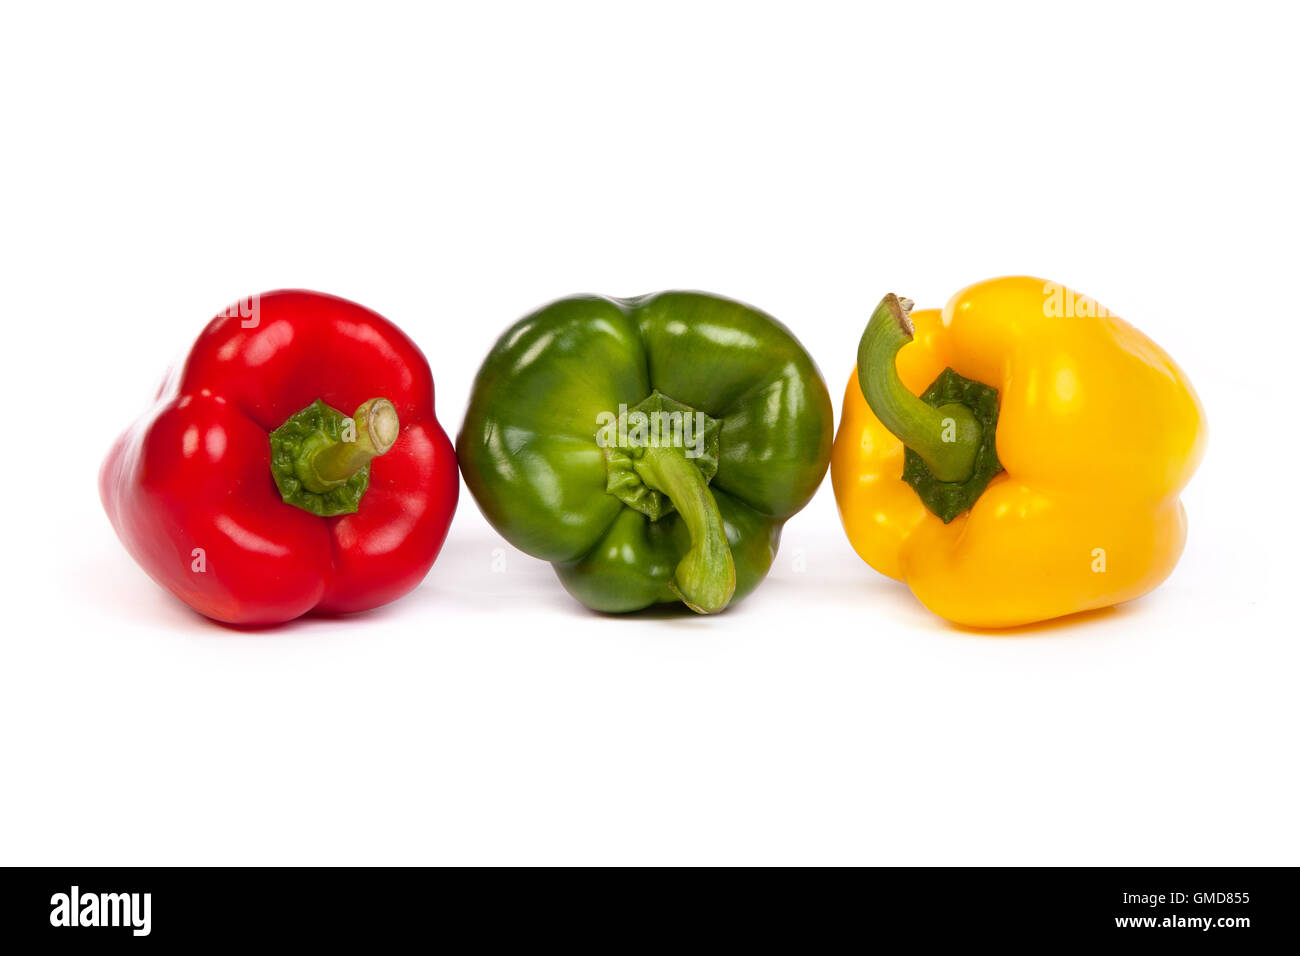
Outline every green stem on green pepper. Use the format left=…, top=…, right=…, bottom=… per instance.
left=633, top=444, right=735, bottom=614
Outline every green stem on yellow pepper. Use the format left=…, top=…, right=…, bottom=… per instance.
left=857, top=294, right=981, bottom=483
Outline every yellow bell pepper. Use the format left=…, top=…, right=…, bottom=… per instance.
left=831, top=276, right=1206, bottom=628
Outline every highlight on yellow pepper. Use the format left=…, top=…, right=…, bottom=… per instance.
left=830, top=277, right=1206, bottom=628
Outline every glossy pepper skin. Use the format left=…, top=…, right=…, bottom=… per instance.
left=101, top=290, right=459, bottom=626
left=832, top=277, right=1206, bottom=628
left=458, top=292, right=833, bottom=614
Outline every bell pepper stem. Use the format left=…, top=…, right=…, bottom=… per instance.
left=633, top=444, right=736, bottom=614
left=300, top=398, right=400, bottom=492
left=857, top=294, right=981, bottom=482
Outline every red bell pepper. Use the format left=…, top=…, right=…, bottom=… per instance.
left=101, top=290, right=459, bottom=625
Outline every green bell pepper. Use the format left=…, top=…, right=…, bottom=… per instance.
left=458, top=291, right=834, bottom=614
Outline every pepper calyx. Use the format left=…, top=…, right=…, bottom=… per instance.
left=600, top=391, right=720, bottom=520
left=597, top=390, right=733, bottom=613
left=902, top=368, right=1003, bottom=522
left=269, top=398, right=400, bottom=516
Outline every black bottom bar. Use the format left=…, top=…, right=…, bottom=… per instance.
left=1, top=867, right=1293, bottom=945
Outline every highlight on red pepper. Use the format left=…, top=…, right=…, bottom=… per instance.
left=100, top=290, right=459, bottom=626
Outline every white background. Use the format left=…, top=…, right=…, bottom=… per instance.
left=2, top=1, right=1296, bottom=865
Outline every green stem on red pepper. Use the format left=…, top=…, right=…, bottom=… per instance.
left=269, top=398, right=400, bottom=516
